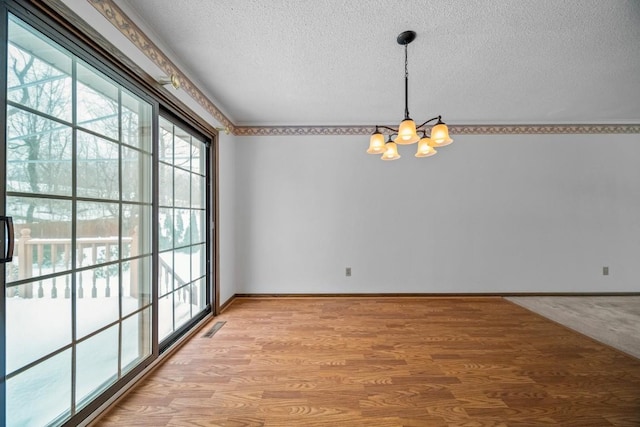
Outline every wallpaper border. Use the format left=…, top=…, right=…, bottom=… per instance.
left=234, top=124, right=640, bottom=136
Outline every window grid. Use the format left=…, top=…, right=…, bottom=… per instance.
left=4, top=15, right=152, bottom=426
left=2, top=5, right=212, bottom=426
left=157, top=119, right=208, bottom=342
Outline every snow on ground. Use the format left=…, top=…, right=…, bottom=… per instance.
left=7, top=295, right=198, bottom=426
left=5, top=249, right=203, bottom=426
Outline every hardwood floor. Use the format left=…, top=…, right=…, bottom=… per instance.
left=96, top=297, right=640, bottom=426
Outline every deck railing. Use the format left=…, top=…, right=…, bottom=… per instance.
left=6, top=228, right=198, bottom=304
left=8, top=228, right=133, bottom=299
left=7, top=228, right=195, bottom=306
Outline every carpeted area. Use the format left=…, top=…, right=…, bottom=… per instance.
left=506, top=296, right=640, bottom=360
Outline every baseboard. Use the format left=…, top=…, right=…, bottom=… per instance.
left=503, top=292, right=640, bottom=296
left=233, top=292, right=640, bottom=298
left=218, top=295, right=237, bottom=313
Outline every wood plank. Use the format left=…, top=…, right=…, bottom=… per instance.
left=94, top=297, right=640, bottom=426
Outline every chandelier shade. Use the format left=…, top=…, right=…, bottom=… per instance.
left=415, top=134, right=437, bottom=158
left=381, top=139, right=400, bottom=161
left=367, top=128, right=386, bottom=154
left=430, top=121, right=453, bottom=147
left=366, top=30, right=453, bottom=161
left=395, top=119, right=420, bottom=144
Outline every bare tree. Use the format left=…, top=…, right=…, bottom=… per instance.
left=7, top=46, right=72, bottom=222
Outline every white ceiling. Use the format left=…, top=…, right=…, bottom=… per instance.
left=118, top=0, right=640, bottom=127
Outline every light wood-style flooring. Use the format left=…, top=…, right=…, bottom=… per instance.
left=96, top=297, right=640, bottom=426
left=508, top=296, right=640, bottom=360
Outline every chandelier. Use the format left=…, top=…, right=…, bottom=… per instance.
left=367, top=31, right=453, bottom=161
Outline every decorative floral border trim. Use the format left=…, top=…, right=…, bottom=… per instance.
left=449, top=124, right=640, bottom=135
left=234, top=126, right=374, bottom=136
left=41, top=0, right=640, bottom=137
left=235, top=124, right=640, bottom=136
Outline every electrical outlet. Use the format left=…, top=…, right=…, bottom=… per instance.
left=603, top=266, right=609, bottom=276
left=345, top=267, right=351, bottom=277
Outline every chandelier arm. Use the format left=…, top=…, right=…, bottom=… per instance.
left=377, top=125, right=399, bottom=133
left=416, top=115, right=442, bottom=130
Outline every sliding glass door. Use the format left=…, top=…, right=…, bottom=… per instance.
left=158, top=117, right=209, bottom=345
left=2, top=13, right=153, bottom=426
left=1, top=3, right=214, bottom=425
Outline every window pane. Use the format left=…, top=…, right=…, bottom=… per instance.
left=159, top=208, right=173, bottom=251
left=158, top=162, right=173, bottom=207
left=191, top=243, right=206, bottom=282
left=77, top=131, right=119, bottom=200
left=122, top=256, right=151, bottom=316
left=77, top=63, right=118, bottom=140
left=76, top=201, right=119, bottom=268
left=192, top=277, right=207, bottom=313
left=174, top=284, right=192, bottom=330
left=122, top=307, right=151, bottom=374
left=6, top=107, right=72, bottom=196
left=172, top=248, right=190, bottom=288
left=76, top=265, right=119, bottom=338
left=174, top=127, right=190, bottom=169
left=123, top=203, right=151, bottom=257
left=121, top=90, right=151, bottom=152
left=159, top=251, right=174, bottom=297
left=159, top=293, right=174, bottom=340
left=7, top=18, right=72, bottom=122
left=6, top=196, right=72, bottom=284
left=175, top=208, right=191, bottom=248
left=6, top=274, right=73, bottom=373
left=191, top=173, right=205, bottom=209
left=174, top=168, right=190, bottom=208
left=7, top=349, right=72, bottom=427
left=190, top=139, right=204, bottom=175
left=189, top=209, right=204, bottom=245
left=122, top=148, right=151, bottom=203
left=190, top=209, right=206, bottom=245
left=76, top=325, right=119, bottom=408
left=159, top=117, right=173, bottom=163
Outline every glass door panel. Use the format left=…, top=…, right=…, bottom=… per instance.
left=3, top=15, right=153, bottom=426
left=158, top=117, right=209, bottom=344
left=5, top=272, right=72, bottom=373
left=2, top=7, right=212, bottom=426
left=6, top=108, right=73, bottom=196
left=6, top=349, right=72, bottom=427
left=75, top=325, right=119, bottom=409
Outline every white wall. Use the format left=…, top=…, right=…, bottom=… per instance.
left=235, top=133, right=640, bottom=293
left=218, top=133, right=237, bottom=305
left=61, top=1, right=640, bottom=295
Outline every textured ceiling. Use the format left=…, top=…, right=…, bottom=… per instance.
left=117, top=0, right=640, bottom=127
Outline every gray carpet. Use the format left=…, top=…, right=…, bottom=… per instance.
left=506, top=296, right=640, bottom=360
